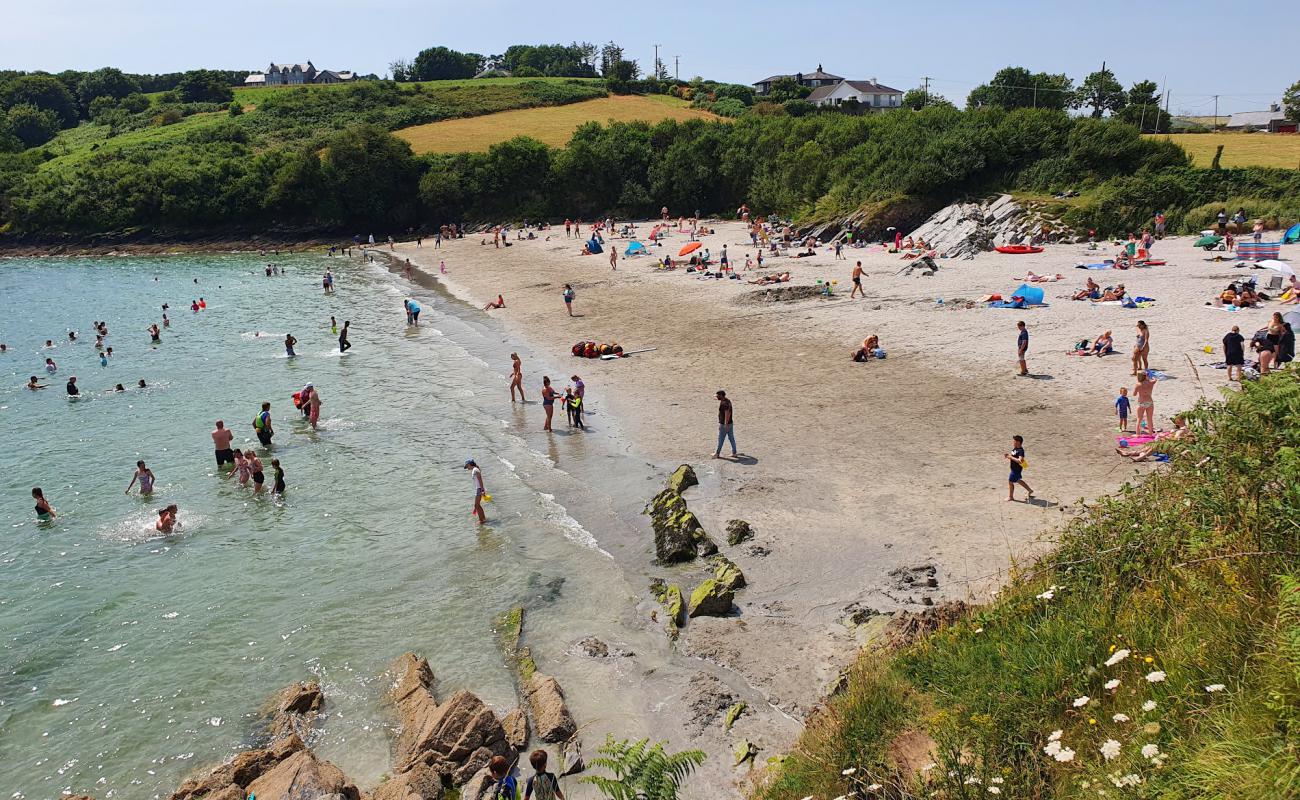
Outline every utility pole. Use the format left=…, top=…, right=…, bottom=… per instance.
left=653, top=44, right=660, bottom=79
left=922, top=76, right=929, bottom=107
left=1213, top=94, right=1219, bottom=130
left=674, top=55, right=680, bottom=81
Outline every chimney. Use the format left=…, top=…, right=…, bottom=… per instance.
left=1270, top=102, right=1281, bottom=112
left=869, top=77, right=877, bottom=84
left=817, top=64, right=823, bottom=72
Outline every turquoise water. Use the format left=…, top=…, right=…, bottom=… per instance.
left=0, top=254, right=653, bottom=799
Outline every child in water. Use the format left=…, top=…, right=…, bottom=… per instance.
left=156, top=504, right=178, bottom=533
left=271, top=459, right=285, bottom=495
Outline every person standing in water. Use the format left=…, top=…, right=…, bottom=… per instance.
left=212, top=420, right=235, bottom=468
left=245, top=450, right=266, bottom=493
left=338, top=321, right=351, bottom=353
left=271, top=459, right=286, bottom=495
left=510, top=354, right=525, bottom=402
left=148, top=324, right=161, bottom=344
left=541, top=376, right=558, bottom=431
left=330, top=316, right=338, bottom=335
left=33, top=487, right=55, bottom=520
left=65, top=376, right=79, bottom=396
left=570, top=375, right=585, bottom=429
left=465, top=459, right=487, bottom=524
left=254, top=401, right=274, bottom=447
left=125, top=460, right=155, bottom=495
left=306, top=384, right=322, bottom=428
left=284, top=333, right=297, bottom=358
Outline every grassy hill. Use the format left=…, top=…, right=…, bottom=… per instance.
left=1146, top=132, right=1300, bottom=169
left=755, top=372, right=1300, bottom=800
left=395, top=94, right=717, bottom=153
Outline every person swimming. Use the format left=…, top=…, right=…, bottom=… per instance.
left=155, top=504, right=178, bottom=533
left=27, top=376, right=46, bottom=390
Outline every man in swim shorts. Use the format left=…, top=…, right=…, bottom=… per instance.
left=850, top=261, right=864, bottom=299
left=284, top=333, right=297, bottom=358
left=338, top=321, right=351, bottom=353
left=212, top=420, right=235, bottom=467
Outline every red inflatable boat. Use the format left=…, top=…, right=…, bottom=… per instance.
left=995, top=245, right=1045, bottom=254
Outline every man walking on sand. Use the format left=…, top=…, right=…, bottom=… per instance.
left=609, top=248, right=618, bottom=271
left=850, top=261, right=864, bottom=299
left=713, top=389, right=737, bottom=459
left=1016, top=320, right=1029, bottom=376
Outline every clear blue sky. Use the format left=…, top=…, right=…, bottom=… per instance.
left=3, top=0, right=1293, bottom=115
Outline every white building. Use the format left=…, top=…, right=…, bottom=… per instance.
left=807, top=79, right=903, bottom=110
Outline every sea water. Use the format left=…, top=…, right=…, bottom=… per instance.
left=0, top=254, right=658, bottom=799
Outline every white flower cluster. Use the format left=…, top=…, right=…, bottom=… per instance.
left=1036, top=585, right=1059, bottom=600
left=1104, top=648, right=1131, bottom=667
left=1099, top=739, right=1121, bottom=761
left=1110, top=772, right=1143, bottom=788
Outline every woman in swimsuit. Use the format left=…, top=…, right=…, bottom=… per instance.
left=125, top=460, right=155, bottom=495
left=541, top=376, right=558, bottom=431
left=1133, top=321, right=1150, bottom=376
left=245, top=450, right=265, bottom=493
left=509, top=354, right=525, bottom=402
left=32, top=487, right=55, bottom=520
left=1089, top=330, right=1114, bottom=356
left=1132, top=371, right=1156, bottom=434
left=233, top=450, right=252, bottom=486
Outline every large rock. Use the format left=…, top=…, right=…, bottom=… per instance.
left=646, top=488, right=717, bottom=562
left=687, top=579, right=735, bottom=618
left=667, top=464, right=698, bottom=494
left=371, top=763, right=445, bottom=800
left=524, top=673, right=577, bottom=743
left=261, top=681, right=323, bottom=741
left=246, top=749, right=361, bottom=800
left=458, top=766, right=495, bottom=800
left=390, top=652, right=437, bottom=705
left=709, top=555, right=746, bottom=591
left=171, top=735, right=358, bottom=800
left=396, top=689, right=511, bottom=773
left=502, top=707, right=529, bottom=750
left=651, top=579, right=685, bottom=637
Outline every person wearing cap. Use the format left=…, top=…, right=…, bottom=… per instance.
left=464, top=459, right=487, bottom=523
left=714, top=389, right=736, bottom=459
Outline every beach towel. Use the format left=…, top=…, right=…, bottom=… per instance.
left=1117, top=435, right=1157, bottom=445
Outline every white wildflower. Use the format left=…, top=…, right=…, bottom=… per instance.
left=1049, top=729, right=1063, bottom=741
left=1142, top=700, right=1157, bottom=712
left=991, top=777, right=1005, bottom=784
left=1205, top=683, right=1225, bottom=693
left=1100, top=739, right=1121, bottom=761
left=921, top=763, right=936, bottom=773
left=1145, top=671, right=1166, bottom=683
left=841, top=768, right=856, bottom=775
left=1104, top=648, right=1131, bottom=667
left=988, top=788, right=1001, bottom=795
left=1141, top=744, right=1161, bottom=760
left=1110, top=773, right=1143, bottom=788
left=1043, top=740, right=1062, bottom=757
left=964, top=776, right=982, bottom=785
left=974, top=627, right=984, bottom=634
left=866, top=786, right=882, bottom=793
left=1073, top=695, right=1091, bottom=707
left=1112, top=713, right=1130, bottom=723
left=1104, top=679, right=1121, bottom=690
left=1036, top=585, right=1058, bottom=600
left=1054, top=747, right=1076, bottom=763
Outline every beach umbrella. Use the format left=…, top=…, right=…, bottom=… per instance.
left=678, top=242, right=702, bottom=256
left=1284, top=310, right=1300, bottom=330
left=1194, top=235, right=1223, bottom=249
left=1258, top=259, right=1295, bottom=277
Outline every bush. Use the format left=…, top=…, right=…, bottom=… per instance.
left=152, top=109, right=183, bottom=126
left=4, top=103, right=60, bottom=148
left=228, top=102, right=243, bottom=117
left=706, top=98, right=748, bottom=118
left=782, top=99, right=816, bottom=117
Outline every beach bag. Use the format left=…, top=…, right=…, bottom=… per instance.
left=572, top=342, right=587, bottom=357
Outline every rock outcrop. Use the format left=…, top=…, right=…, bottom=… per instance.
left=650, top=578, right=685, bottom=637
left=687, top=578, right=735, bottom=618
left=502, top=706, right=529, bottom=750
left=524, top=674, right=577, bottom=743
left=709, top=554, right=746, bottom=591
left=725, top=519, right=754, bottom=546
left=170, top=734, right=359, bottom=800
left=906, top=194, right=1079, bottom=259
left=645, top=469, right=717, bottom=563
left=260, top=680, right=323, bottom=742
left=371, top=763, right=445, bottom=800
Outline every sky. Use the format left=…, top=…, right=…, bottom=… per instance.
left=2, top=0, right=1294, bottom=115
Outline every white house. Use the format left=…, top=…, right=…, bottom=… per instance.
left=807, top=79, right=903, bottom=110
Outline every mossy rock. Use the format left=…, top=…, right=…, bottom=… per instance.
left=494, top=606, right=524, bottom=656
left=709, top=555, right=746, bottom=591
left=516, top=645, right=538, bottom=684
left=668, top=464, right=698, bottom=494
left=662, top=585, right=684, bottom=637
left=724, top=701, right=747, bottom=731
left=725, top=519, right=754, bottom=546
left=688, top=578, right=734, bottom=618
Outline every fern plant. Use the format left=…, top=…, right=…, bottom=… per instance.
left=581, top=736, right=706, bottom=800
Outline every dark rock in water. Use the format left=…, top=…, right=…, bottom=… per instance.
left=525, top=673, right=578, bottom=743
left=889, top=564, right=937, bottom=590
left=559, top=735, right=585, bottom=777
left=684, top=672, right=737, bottom=735
left=372, top=762, right=445, bottom=800
left=576, top=637, right=610, bottom=658
left=725, top=519, right=754, bottom=546
left=650, top=580, right=685, bottom=638
left=667, top=464, right=698, bottom=494
left=687, top=579, right=735, bottom=618
left=526, top=573, right=566, bottom=603
left=746, top=544, right=771, bottom=558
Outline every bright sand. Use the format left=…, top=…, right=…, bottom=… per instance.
left=392, top=223, right=1281, bottom=784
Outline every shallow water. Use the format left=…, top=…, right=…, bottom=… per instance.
left=0, top=254, right=658, bottom=799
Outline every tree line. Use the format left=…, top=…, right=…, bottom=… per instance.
left=388, top=41, right=639, bottom=85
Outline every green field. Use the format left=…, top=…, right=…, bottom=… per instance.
left=232, top=76, right=603, bottom=106
left=1149, top=132, right=1300, bottom=168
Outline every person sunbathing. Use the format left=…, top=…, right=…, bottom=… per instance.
left=1219, top=287, right=1238, bottom=305
left=1116, top=415, right=1189, bottom=461
left=1087, top=330, right=1115, bottom=356
left=903, top=236, right=915, bottom=250
left=1073, top=277, right=1101, bottom=300
left=1237, top=287, right=1259, bottom=307
left=1098, top=285, right=1126, bottom=302
left=1024, top=271, right=1065, bottom=283
left=749, top=272, right=792, bottom=285
left=483, top=294, right=506, bottom=310
left=1282, top=276, right=1300, bottom=304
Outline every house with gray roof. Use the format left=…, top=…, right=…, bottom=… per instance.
left=753, top=65, right=843, bottom=96
left=1225, top=104, right=1296, bottom=133
left=807, top=78, right=903, bottom=111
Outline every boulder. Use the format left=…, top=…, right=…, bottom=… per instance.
left=559, top=735, right=586, bottom=777
left=458, top=767, right=495, bottom=800
left=452, top=746, right=496, bottom=785
left=687, top=579, right=734, bottom=618
left=502, top=707, right=529, bottom=750
left=651, top=579, right=685, bottom=637
left=245, top=749, right=361, bottom=800
left=646, top=489, right=717, bottom=562
left=371, top=763, right=445, bottom=800
left=395, top=689, right=511, bottom=773
left=524, top=673, right=577, bottom=743
left=261, top=680, right=323, bottom=741
left=667, top=464, right=698, bottom=494
left=725, top=520, right=754, bottom=546
left=389, top=652, right=437, bottom=706
left=709, top=555, right=746, bottom=591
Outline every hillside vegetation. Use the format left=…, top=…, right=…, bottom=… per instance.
left=396, top=94, right=716, bottom=153
left=1147, top=133, right=1300, bottom=169
left=756, top=372, right=1300, bottom=800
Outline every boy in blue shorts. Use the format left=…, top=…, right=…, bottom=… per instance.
left=1115, top=387, right=1131, bottom=432
left=1005, top=434, right=1033, bottom=502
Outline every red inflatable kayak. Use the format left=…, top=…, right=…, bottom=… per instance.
left=995, top=245, right=1045, bottom=254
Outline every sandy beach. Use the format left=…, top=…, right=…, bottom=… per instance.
left=390, top=222, right=1280, bottom=791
